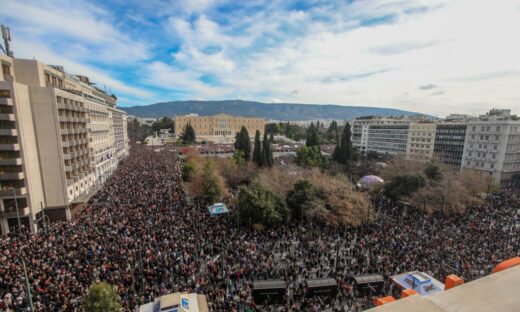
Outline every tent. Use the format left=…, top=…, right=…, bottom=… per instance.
left=208, top=203, right=229, bottom=216
left=357, top=175, right=384, bottom=190
left=391, top=271, right=444, bottom=297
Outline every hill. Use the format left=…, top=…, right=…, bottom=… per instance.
left=121, top=100, right=421, bottom=121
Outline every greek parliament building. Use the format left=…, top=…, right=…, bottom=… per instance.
left=174, top=113, right=265, bottom=143
left=352, top=109, right=520, bottom=185
left=0, top=53, right=129, bottom=234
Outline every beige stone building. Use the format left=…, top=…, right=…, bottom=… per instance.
left=0, top=53, right=129, bottom=234
left=406, top=122, right=437, bottom=161
left=174, top=113, right=265, bottom=143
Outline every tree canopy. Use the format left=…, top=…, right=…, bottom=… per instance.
left=333, top=122, right=355, bottom=165
left=262, top=131, right=274, bottom=167
left=305, top=122, right=320, bottom=147
left=82, top=282, right=121, bottom=312
left=234, top=126, right=251, bottom=161
left=295, top=146, right=327, bottom=169
left=286, top=180, right=316, bottom=221
left=237, top=183, right=289, bottom=226
left=180, top=123, right=196, bottom=144
left=252, top=130, right=263, bottom=166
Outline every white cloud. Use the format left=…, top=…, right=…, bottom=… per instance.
left=0, top=0, right=149, bottom=63
left=153, top=0, right=520, bottom=116
left=13, top=37, right=153, bottom=100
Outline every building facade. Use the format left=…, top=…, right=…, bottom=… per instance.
left=406, top=122, right=437, bottom=161
left=365, top=124, right=410, bottom=155
left=352, top=117, right=413, bottom=153
left=461, top=109, right=520, bottom=185
left=0, top=54, right=129, bottom=234
left=174, top=113, right=265, bottom=143
left=433, top=123, right=467, bottom=169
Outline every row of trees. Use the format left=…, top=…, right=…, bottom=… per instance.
left=234, top=126, right=274, bottom=167
left=265, top=120, right=342, bottom=143
left=294, top=121, right=356, bottom=170
left=127, top=117, right=175, bottom=142
left=381, top=157, right=492, bottom=214
left=237, top=169, right=372, bottom=226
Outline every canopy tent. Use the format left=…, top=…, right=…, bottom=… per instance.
left=391, top=271, right=444, bottom=297
left=357, top=175, right=384, bottom=190
left=208, top=203, right=229, bottom=216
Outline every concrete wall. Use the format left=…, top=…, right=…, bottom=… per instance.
left=28, top=86, right=68, bottom=210
left=13, top=82, right=45, bottom=218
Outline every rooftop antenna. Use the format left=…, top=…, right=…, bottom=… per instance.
left=1, top=25, right=13, bottom=57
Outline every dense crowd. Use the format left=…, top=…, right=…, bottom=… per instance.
left=0, top=145, right=519, bottom=311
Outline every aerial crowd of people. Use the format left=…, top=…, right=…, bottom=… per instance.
left=0, top=145, right=519, bottom=311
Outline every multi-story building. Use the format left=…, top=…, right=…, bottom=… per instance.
left=174, top=113, right=265, bottom=143
left=433, top=123, right=467, bottom=169
left=461, top=109, right=520, bottom=185
left=366, top=124, right=410, bottom=155
left=0, top=54, right=129, bottom=234
left=352, top=116, right=415, bottom=153
left=406, top=122, right=437, bottom=161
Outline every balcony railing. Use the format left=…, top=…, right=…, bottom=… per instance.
left=0, top=113, right=15, bottom=121
left=0, top=129, right=17, bottom=136
left=0, top=158, right=22, bottom=166
left=0, top=98, right=13, bottom=106
left=0, top=144, right=20, bottom=151
left=0, top=187, right=27, bottom=197
left=0, top=172, right=24, bottom=180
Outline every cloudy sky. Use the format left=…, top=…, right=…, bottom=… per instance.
left=1, top=0, right=519, bottom=116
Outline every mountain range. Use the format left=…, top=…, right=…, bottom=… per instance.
left=121, top=100, right=421, bottom=121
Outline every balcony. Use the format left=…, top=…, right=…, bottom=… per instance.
left=65, top=165, right=73, bottom=172
left=0, top=172, right=25, bottom=180
left=0, top=187, right=27, bottom=197
left=0, top=144, right=20, bottom=151
left=0, top=113, right=15, bottom=121
left=1, top=206, right=30, bottom=216
left=0, top=98, right=13, bottom=106
left=0, top=158, right=22, bottom=166
left=0, top=129, right=17, bottom=136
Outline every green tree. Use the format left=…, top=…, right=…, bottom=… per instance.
left=286, top=180, right=316, bottom=221
left=333, top=122, right=354, bottom=165
left=237, top=183, right=289, bottom=225
left=262, top=131, right=274, bottom=167
left=252, top=130, right=263, bottom=166
left=265, top=123, right=281, bottom=135
left=234, top=126, right=251, bottom=161
left=152, top=116, right=175, bottom=133
left=384, top=174, right=426, bottom=201
left=424, top=163, right=443, bottom=182
left=180, top=123, right=196, bottom=144
left=182, top=161, right=195, bottom=181
left=295, top=146, right=327, bottom=169
left=269, top=132, right=274, bottom=143
left=326, top=120, right=338, bottom=143
left=306, top=122, right=320, bottom=147
left=83, top=282, right=121, bottom=312
left=232, top=150, right=246, bottom=166
left=201, top=161, right=222, bottom=205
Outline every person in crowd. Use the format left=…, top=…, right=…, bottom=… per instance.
left=0, top=145, right=518, bottom=311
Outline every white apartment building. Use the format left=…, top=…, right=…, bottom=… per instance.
left=461, top=109, right=520, bottom=185
left=352, top=117, right=414, bottom=154
left=0, top=53, right=129, bottom=234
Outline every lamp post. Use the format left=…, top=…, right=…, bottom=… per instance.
left=22, top=260, right=34, bottom=312
left=12, top=187, right=21, bottom=231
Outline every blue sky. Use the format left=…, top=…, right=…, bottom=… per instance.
left=1, top=0, right=520, bottom=116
